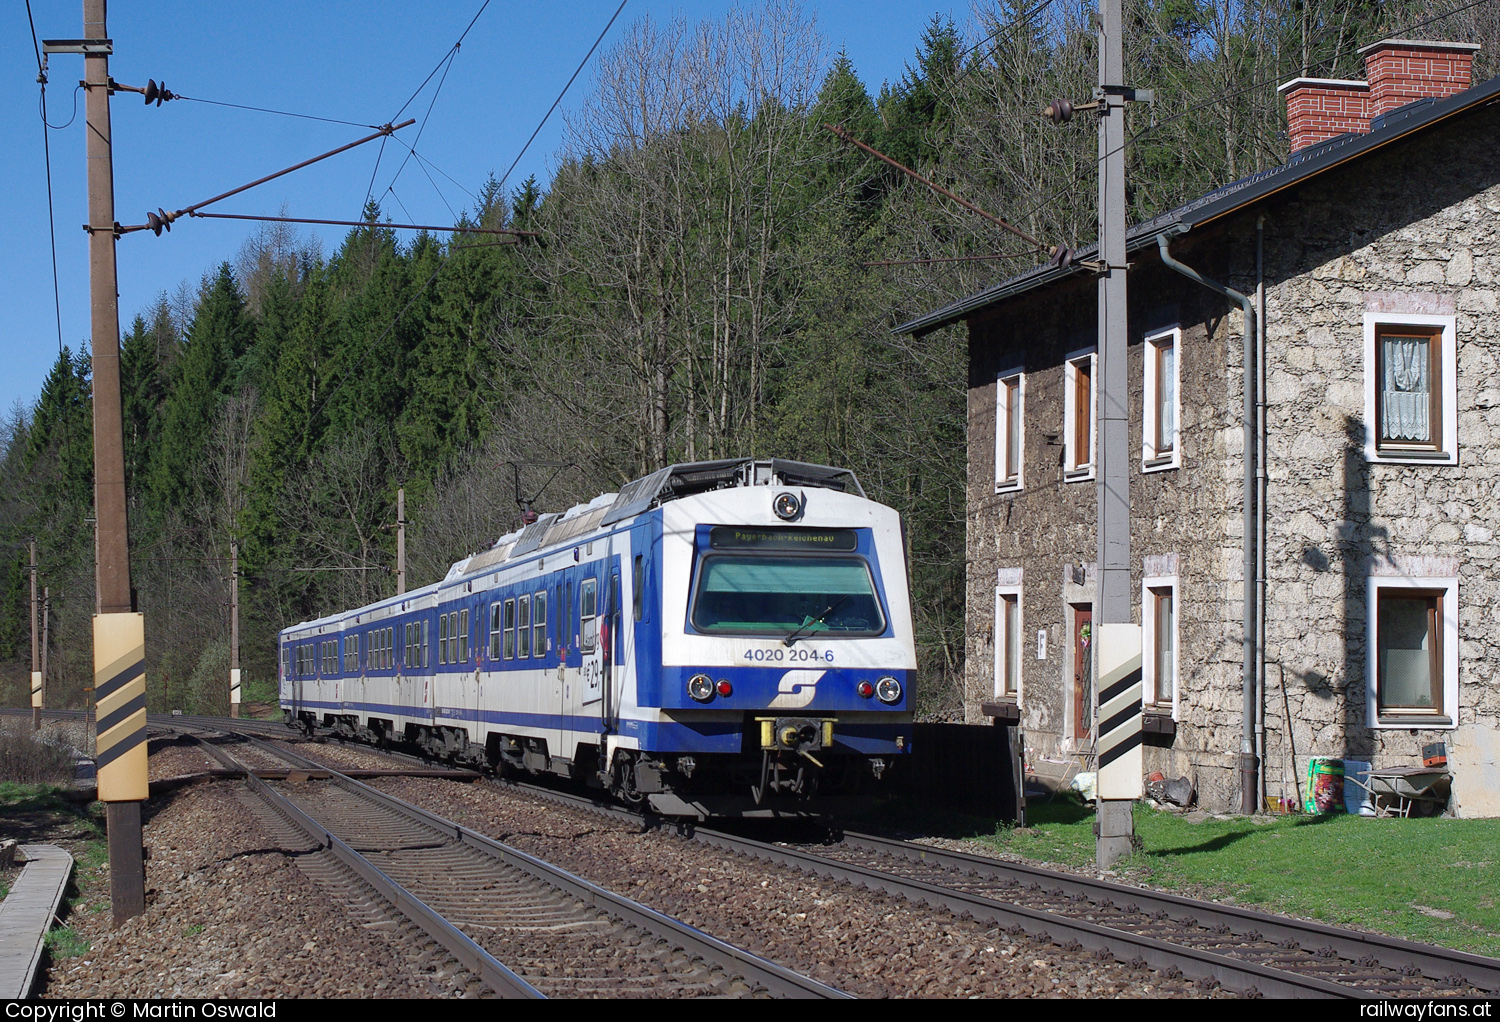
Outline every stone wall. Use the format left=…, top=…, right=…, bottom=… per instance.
left=962, top=102, right=1500, bottom=814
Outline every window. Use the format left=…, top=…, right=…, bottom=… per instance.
left=580, top=578, right=599, bottom=650
left=993, top=586, right=1021, bottom=701
left=1367, top=575, right=1457, bottom=728
left=1063, top=352, right=1096, bottom=479
left=502, top=600, right=515, bottom=660
left=690, top=556, right=885, bottom=637
left=1364, top=313, right=1457, bottom=464
left=518, top=595, right=531, bottom=658
left=1143, top=328, right=1180, bottom=470
left=1142, top=576, right=1178, bottom=714
left=458, top=609, right=470, bottom=663
left=533, top=592, right=548, bottom=656
left=439, top=613, right=448, bottom=665
left=489, top=603, right=502, bottom=661
left=994, top=371, right=1025, bottom=492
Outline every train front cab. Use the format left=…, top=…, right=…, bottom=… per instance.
left=617, top=490, right=916, bottom=817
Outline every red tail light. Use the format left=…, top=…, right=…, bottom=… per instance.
left=717, top=679, right=733, bottom=697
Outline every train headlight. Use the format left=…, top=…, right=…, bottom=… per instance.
left=857, top=681, right=874, bottom=699
left=876, top=676, right=902, bottom=704
left=772, top=491, right=802, bottom=521
left=688, top=674, right=715, bottom=702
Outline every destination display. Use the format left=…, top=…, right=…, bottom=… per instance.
left=709, top=526, right=858, bottom=552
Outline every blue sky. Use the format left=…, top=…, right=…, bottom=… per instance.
left=4, top=1, right=965, bottom=419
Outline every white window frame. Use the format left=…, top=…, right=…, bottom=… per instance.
left=993, top=583, right=1023, bottom=704
left=1363, top=312, right=1457, bottom=465
left=1366, top=573, right=1458, bottom=730
left=1142, top=327, right=1181, bottom=472
left=994, top=369, right=1026, bottom=493
left=1141, top=574, right=1179, bottom=719
left=1063, top=350, right=1097, bottom=481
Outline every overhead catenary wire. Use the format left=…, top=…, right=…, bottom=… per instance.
left=363, top=0, right=492, bottom=216
left=173, top=93, right=380, bottom=129
left=185, top=211, right=537, bottom=237
left=307, top=0, right=629, bottom=431
left=26, top=0, right=64, bottom=353
left=495, top=0, right=629, bottom=192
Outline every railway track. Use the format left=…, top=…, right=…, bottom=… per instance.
left=174, top=722, right=848, bottom=999
left=454, top=773, right=1498, bottom=999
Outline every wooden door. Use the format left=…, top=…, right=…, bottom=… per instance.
left=1072, top=604, right=1093, bottom=741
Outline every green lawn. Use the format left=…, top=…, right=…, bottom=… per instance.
left=877, top=798, right=1500, bottom=957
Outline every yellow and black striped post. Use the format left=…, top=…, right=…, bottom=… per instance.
left=94, top=613, right=148, bottom=802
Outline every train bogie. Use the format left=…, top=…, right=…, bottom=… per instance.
left=279, top=459, right=916, bottom=817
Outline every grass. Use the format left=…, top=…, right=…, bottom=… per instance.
left=0, top=779, right=109, bottom=960
left=874, top=797, right=1500, bottom=957
left=43, top=926, right=89, bottom=958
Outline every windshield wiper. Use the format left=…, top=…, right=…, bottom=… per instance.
left=783, top=595, right=851, bottom=647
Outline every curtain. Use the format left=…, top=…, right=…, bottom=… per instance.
left=1382, top=336, right=1430, bottom=441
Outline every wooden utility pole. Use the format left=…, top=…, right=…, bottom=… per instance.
left=30, top=541, right=40, bottom=730
left=1093, top=0, right=1144, bottom=868
left=230, top=540, right=240, bottom=718
left=44, top=0, right=149, bottom=925
left=396, top=487, right=407, bottom=596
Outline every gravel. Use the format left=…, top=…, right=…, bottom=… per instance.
left=42, top=780, right=475, bottom=999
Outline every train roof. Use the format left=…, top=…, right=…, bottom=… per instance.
left=282, top=459, right=864, bottom=635
left=447, top=458, right=863, bottom=582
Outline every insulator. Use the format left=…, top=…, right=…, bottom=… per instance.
left=143, top=79, right=176, bottom=106
left=1048, top=244, right=1072, bottom=269
left=1042, top=98, right=1073, bottom=124
left=146, top=208, right=173, bottom=236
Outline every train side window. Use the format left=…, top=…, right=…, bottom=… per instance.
left=633, top=556, right=644, bottom=622
left=489, top=603, right=502, bottom=661
left=387, top=627, right=394, bottom=669
left=534, top=592, right=548, bottom=655
left=420, top=619, right=429, bottom=667
left=503, top=600, right=516, bottom=660
left=459, top=609, right=470, bottom=663
left=580, top=579, right=599, bottom=651
left=439, top=614, right=448, bottom=665
left=518, top=595, right=531, bottom=658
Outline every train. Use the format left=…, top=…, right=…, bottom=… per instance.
left=278, top=458, right=916, bottom=817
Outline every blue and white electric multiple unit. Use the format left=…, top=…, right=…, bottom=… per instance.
left=278, top=459, right=916, bottom=816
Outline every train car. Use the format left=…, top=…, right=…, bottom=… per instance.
left=279, top=458, right=916, bottom=816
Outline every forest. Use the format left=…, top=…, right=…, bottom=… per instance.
left=4, top=0, right=1496, bottom=719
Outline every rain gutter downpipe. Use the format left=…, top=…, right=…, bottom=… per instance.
left=1154, top=230, right=1260, bottom=815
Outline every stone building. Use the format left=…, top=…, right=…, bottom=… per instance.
left=898, top=41, right=1500, bottom=816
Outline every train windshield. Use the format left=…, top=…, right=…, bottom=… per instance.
left=690, top=555, right=885, bottom=637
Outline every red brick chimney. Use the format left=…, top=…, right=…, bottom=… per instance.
left=1359, top=39, right=1480, bottom=118
left=1278, top=77, right=1369, bottom=153
left=1279, top=39, right=1479, bottom=155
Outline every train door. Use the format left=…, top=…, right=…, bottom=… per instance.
left=560, top=565, right=606, bottom=768
left=464, top=596, right=482, bottom=739
left=601, top=567, right=622, bottom=733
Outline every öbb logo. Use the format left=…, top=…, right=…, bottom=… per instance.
left=768, top=669, right=824, bottom=709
